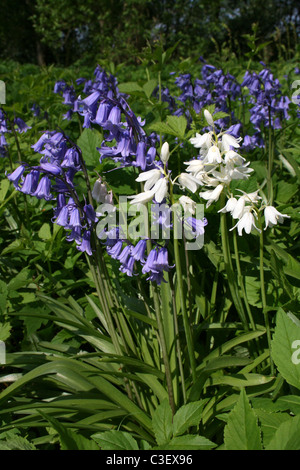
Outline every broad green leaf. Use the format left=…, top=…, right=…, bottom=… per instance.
left=159, top=434, right=216, bottom=450
left=39, top=411, right=99, bottom=450
left=77, top=128, right=103, bottom=167
left=276, top=395, right=300, bottom=415
left=0, top=436, right=36, bottom=450
left=118, top=82, right=143, bottom=94
left=224, top=389, right=262, bottom=450
left=165, top=115, right=187, bottom=139
left=92, top=430, right=139, bottom=450
left=150, top=115, right=187, bottom=139
left=173, top=400, right=207, bottom=437
left=267, top=242, right=300, bottom=280
left=7, top=268, right=30, bottom=292
left=0, top=179, right=10, bottom=202
left=0, top=322, right=11, bottom=342
left=38, top=222, right=51, bottom=240
left=266, top=415, right=300, bottom=450
left=143, top=79, right=157, bottom=99
left=152, top=399, right=173, bottom=446
left=271, top=309, right=300, bottom=390
left=254, top=409, right=292, bottom=447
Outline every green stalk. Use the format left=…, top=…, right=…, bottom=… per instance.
left=169, top=184, right=197, bottom=383
left=232, top=229, right=256, bottom=331
left=267, top=107, right=274, bottom=205
left=259, top=220, right=274, bottom=375
left=219, top=193, right=249, bottom=331
left=153, top=280, right=176, bottom=414
left=169, top=272, right=187, bottom=404
left=146, top=241, right=175, bottom=414
left=173, top=235, right=197, bottom=384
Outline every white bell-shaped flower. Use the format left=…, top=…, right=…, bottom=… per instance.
left=264, top=206, right=290, bottom=229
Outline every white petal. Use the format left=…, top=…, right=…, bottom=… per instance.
left=178, top=173, right=199, bottom=193
left=231, top=197, right=245, bottom=219
left=222, top=133, right=241, bottom=151
left=207, top=145, right=222, bottom=164
left=153, top=178, right=168, bottom=203
left=128, top=190, right=155, bottom=205
left=135, top=169, right=161, bottom=183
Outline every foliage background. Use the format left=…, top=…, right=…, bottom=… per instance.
left=0, top=0, right=300, bottom=66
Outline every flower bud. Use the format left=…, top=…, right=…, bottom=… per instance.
left=92, top=178, right=109, bottom=204
left=204, top=109, right=214, bottom=127
left=160, top=142, right=170, bottom=164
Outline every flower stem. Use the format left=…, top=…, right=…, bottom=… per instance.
left=173, top=234, right=197, bottom=384
left=146, top=239, right=176, bottom=414
left=259, top=221, right=275, bottom=375
left=232, top=229, right=256, bottom=331
left=220, top=193, right=249, bottom=330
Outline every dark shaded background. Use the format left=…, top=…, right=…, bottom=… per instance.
left=0, top=0, right=299, bottom=66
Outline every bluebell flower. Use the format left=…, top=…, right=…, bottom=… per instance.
left=14, top=117, right=31, bottom=133
left=131, top=239, right=147, bottom=263
left=7, top=164, right=26, bottom=187
left=120, top=254, right=135, bottom=277
left=77, top=230, right=92, bottom=256
left=107, top=239, right=123, bottom=259
left=185, top=217, right=208, bottom=237
left=154, top=246, right=173, bottom=272
left=55, top=205, right=70, bottom=227
left=69, top=206, right=82, bottom=228
left=19, top=170, right=40, bottom=195
left=31, top=175, right=52, bottom=200
left=118, top=245, right=132, bottom=265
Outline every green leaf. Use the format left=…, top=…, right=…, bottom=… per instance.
left=143, top=79, right=157, bottom=99
left=92, top=430, right=139, bottom=450
left=276, top=395, right=300, bottom=415
left=172, top=400, right=207, bottom=437
left=0, top=322, right=11, bottom=342
left=152, top=399, right=173, bottom=446
left=224, top=389, right=262, bottom=450
left=39, top=411, right=99, bottom=450
left=0, top=436, right=36, bottom=450
left=118, top=82, right=143, bottom=94
left=159, top=435, right=216, bottom=450
left=254, top=409, right=292, bottom=447
left=77, top=128, right=103, bottom=167
left=0, top=179, right=10, bottom=202
left=150, top=115, right=187, bottom=139
left=38, top=223, right=51, bottom=240
left=7, top=268, right=30, bottom=292
left=0, top=281, right=8, bottom=314
left=266, top=415, right=300, bottom=450
left=271, top=309, right=300, bottom=390
left=166, top=115, right=187, bottom=139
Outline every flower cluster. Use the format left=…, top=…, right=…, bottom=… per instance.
left=103, top=226, right=172, bottom=284
left=186, top=110, right=290, bottom=235
left=0, top=108, right=31, bottom=157
left=159, top=63, right=241, bottom=131
left=55, top=65, right=159, bottom=172
left=7, top=131, right=97, bottom=256
left=241, top=67, right=291, bottom=150
left=0, top=108, right=9, bottom=157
